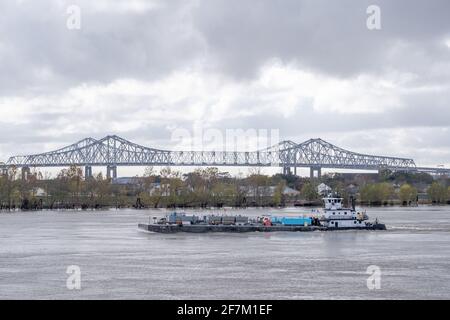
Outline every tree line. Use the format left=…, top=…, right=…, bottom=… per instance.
left=0, top=166, right=449, bottom=211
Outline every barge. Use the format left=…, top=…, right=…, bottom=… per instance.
left=138, top=194, right=386, bottom=233
left=138, top=223, right=326, bottom=233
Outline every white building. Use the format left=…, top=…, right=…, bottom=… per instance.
left=283, top=186, right=300, bottom=197
left=317, top=183, right=332, bottom=196
left=33, top=187, right=47, bottom=197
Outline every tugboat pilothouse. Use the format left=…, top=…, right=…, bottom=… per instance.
left=320, top=194, right=376, bottom=229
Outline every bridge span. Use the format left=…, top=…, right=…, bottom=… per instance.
left=0, top=135, right=449, bottom=179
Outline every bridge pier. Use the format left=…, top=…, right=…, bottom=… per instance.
left=107, top=165, right=117, bottom=180
left=282, top=166, right=292, bottom=175
left=84, top=166, right=93, bottom=179
left=310, top=167, right=322, bottom=180
left=21, top=167, right=31, bottom=181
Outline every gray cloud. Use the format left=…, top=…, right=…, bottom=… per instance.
left=193, top=0, right=450, bottom=79
left=0, top=0, right=204, bottom=94
left=2, top=0, right=448, bottom=92
left=0, top=0, right=449, bottom=170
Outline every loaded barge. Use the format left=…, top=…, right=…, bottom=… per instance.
left=138, top=194, right=386, bottom=233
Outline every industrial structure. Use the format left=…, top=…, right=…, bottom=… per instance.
left=1, top=135, right=449, bottom=179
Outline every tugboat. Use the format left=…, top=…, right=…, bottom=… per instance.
left=319, top=193, right=386, bottom=230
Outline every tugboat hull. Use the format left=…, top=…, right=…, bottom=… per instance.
left=325, top=223, right=386, bottom=231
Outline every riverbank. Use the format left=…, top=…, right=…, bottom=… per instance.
left=2, top=167, right=449, bottom=211
left=1, top=203, right=450, bottom=213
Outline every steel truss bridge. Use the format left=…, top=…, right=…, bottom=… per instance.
left=0, top=135, right=448, bottom=179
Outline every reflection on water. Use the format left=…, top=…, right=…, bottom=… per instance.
left=0, top=206, right=449, bottom=299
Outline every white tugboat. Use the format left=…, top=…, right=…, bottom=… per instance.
left=319, top=193, right=386, bottom=230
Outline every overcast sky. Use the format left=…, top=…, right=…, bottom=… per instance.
left=0, top=0, right=449, bottom=175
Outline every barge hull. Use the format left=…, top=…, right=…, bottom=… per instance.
left=138, top=223, right=385, bottom=233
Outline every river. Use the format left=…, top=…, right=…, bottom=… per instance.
left=0, top=206, right=449, bottom=299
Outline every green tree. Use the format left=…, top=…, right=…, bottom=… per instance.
left=54, top=166, right=84, bottom=207
left=427, top=182, right=447, bottom=204
left=159, top=167, right=183, bottom=208
left=0, top=166, right=20, bottom=210
left=247, top=170, right=271, bottom=206
left=272, top=180, right=286, bottom=206
left=379, top=182, right=394, bottom=203
left=398, top=183, right=418, bottom=205
left=448, top=186, right=450, bottom=203
left=184, top=169, right=207, bottom=207
left=211, top=182, right=234, bottom=207
left=94, top=172, right=111, bottom=207
left=334, top=182, right=349, bottom=206
left=300, top=182, right=319, bottom=201
left=360, top=182, right=394, bottom=205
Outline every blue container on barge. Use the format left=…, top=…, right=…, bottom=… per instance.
left=270, top=216, right=312, bottom=226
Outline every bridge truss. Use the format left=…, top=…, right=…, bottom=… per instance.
left=1, top=135, right=448, bottom=178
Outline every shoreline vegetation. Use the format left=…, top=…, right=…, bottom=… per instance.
left=1, top=166, right=449, bottom=212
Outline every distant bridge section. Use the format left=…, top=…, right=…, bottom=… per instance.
left=1, top=135, right=448, bottom=179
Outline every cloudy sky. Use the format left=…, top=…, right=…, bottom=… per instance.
left=0, top=0, right=449, bottom=175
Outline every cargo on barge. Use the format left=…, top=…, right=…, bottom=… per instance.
left=138, top=194, right=386, bottom=233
